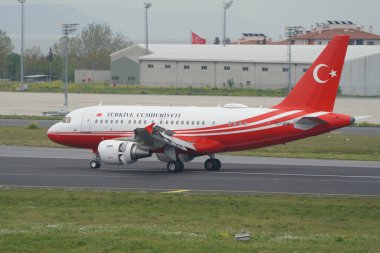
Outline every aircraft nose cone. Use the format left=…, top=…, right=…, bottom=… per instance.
left=47, top=124, right=61, bottom=143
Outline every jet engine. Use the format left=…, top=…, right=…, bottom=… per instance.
left=98, top=140, right=151, bottom=165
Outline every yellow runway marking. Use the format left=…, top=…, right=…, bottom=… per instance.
left=162, top=189, right=191, bottom=194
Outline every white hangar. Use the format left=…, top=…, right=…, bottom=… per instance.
left=110, top=44, right=380, bottom=96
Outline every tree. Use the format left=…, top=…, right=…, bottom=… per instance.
left=213, top=37, right=220, bottom=45
left=80, top=22, right=132, bottom=70
left=0, top=30, right=13, bottom=79
left=5, top=53, right=20, bottom=81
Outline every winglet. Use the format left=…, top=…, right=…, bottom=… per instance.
left=144, top=123, right=156, bottom=134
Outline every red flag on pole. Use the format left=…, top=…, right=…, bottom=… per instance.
left=191, top=32, right=206, bottom=44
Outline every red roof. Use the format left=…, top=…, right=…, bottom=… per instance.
left=294, top=28, right=380, bottom=40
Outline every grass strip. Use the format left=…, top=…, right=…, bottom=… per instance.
left=0, top=81, right=287, bottom=97
left=0, top=189, right=379, bottom=253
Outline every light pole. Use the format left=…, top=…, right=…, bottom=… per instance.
left=144, top=2, right=152, bottom=55
left=285, top=26, right=303, bottom=94
left=222, top=1, right=233, bottom=46
left=17, top=0, right=25, bottom=86
left=61, top=23, right=78, bottom=113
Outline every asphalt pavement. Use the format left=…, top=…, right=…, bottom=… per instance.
left=1, top=146, right=379, bottom=196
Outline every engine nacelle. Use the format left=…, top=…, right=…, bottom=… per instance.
left=98, top=140, right=152, bottom=165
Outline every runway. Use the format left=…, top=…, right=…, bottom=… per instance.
left=1, top=146, right=380, bottom=196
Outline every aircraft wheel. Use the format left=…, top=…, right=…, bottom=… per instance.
left=204, top=159, right=221, bottom=171
left=214, top=159, right=222, bottom=171
left=90, top=160, right=101, bottom=169
left=167, top=160, right=184, bottom=173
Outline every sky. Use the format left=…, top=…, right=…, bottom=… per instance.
left=1, top=0, right=379, bottom=53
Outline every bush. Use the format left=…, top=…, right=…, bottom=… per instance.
left=26, top=122, right=40, bottom=129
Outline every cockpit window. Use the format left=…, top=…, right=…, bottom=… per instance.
left=62, top=117, right=71, bottom=123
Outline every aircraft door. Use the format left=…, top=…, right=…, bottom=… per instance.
left=81, top=110, right=93, bottom=132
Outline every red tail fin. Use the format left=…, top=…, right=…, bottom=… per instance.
left=274, top=35, right=349, bottom=112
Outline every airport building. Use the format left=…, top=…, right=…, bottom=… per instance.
left=110, top=43, right=380, bottom=96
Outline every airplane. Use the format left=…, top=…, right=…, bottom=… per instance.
left=48, top=35, right=357, bottom=173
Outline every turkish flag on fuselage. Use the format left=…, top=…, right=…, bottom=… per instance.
left=191, top=32, right=206, bottom=44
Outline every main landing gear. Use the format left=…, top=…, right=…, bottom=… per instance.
left=166, top=154, right=221, bottom=173
left=204, top=154, right=221, bottom=171
left=167, top=160, right=184, bottom=173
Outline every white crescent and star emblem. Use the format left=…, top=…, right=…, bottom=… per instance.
left=312, top=64, right=337, bottom=84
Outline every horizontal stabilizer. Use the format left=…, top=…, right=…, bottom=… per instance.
left=294, top=117, right=327, bottom=130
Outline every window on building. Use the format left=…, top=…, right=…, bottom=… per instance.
left=246, top=81, right=251, bottom=86
left=127, top=77, right=136, bottom=82
left=112, top=76, right=120, bottom=81
left=356, top=39, right=364, bottom=45
left=184, top=65, right=190, bottom=70
left=367, top=41, right=375, bottom=45
left=224, top=66, right=231, bottom=71
left=317, top=41, right=322, bottom=45
left=242, top=67, right=249, bottom=71
left=201, top=66, right=208, bottom=70
left=282, top=68, right=289, bottom=72
left=148, top=64, right=154, bottom=69
left=262, top=67, right=269, bottom=72
left=165, top=64, right=171, bottom=69
left=303, top=68, right=308, bottom=73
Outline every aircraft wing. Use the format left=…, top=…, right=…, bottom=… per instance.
left=117, top=123, right=196, bottom=151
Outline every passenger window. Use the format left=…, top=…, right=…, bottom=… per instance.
left=110, top=120, right=113, bottom=124
left=133, top=120, right=136, bottom=124
left=191, top=121, right=194, bottom=125
left=176, top=121, right=179, bottom=125
left=100, top=120, right=103, bottom=123
left=186, top=121, right=189, bottom=125
left=181, top=121, right=184, bottom=125
left=197, top=121, right=200, bottom=125
left=138, top=120, right=141, bottom=124
left=115, top=120, right=118, bottom=124
left=212, top=121, right=215, bottom=125
left=202, top=121, right=205, bottom=125
left=166, top=120, right=169, bottom=124
left=171, top=121, right=174, bottom=124
left=105, top=120, right=108, bottom=124
left=128, top=120, right=131, bottom=124
left=95, top=120, right=98, bottom=123
left=121, top=120, right=123, bottom=124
